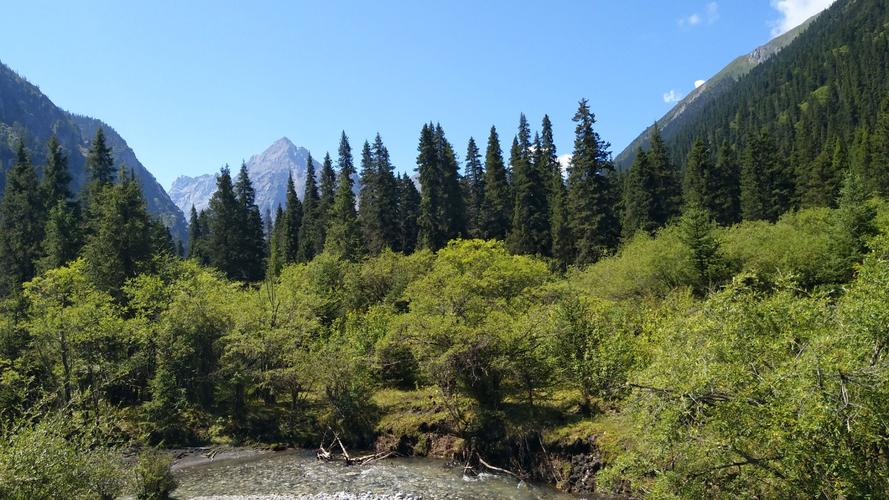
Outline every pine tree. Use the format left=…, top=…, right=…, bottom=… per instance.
left=187, top=206, right=209, bottom=265
left=550, top=169, right=573, bottom=269
left=86, top=128, right=115, bottom=187
left=481, top=126, right=511, bottom=240
left=206, top=166, right=242, bottom=279
left=540, top=115, right=560, bottom=200
left=397, top=174, right=420, bottom=254
left=740, top=130, right=789, bottom=221
left=682, top=138, right=715, bottom=212
left=567, top=99, right=619, bottom=265
left=325, top=132, right=364, bottom=261
left=647, top=124, right=681, bottom=226
left=416, top=124, right=445, bottom=250
left=463, top=137, right=485, bottom=239
left=678, top=203, right=724, bottom=296
left=711, top=141, right=741, bottom=225
left=799, top=141, right=840, bottom=208
left=82, top=167, right=153, bottom=298
left=510, top=122, right=550, bottom=256
left=436, top=124, right=465, bottom=241
left=234, top=163, right=267, bottom=281
left=317, top=152, right=337, bottom=246
left=38, top=136, right=81, bottom=271
left=869, top=96, right=889, bottom=196
left=0, top=142, right=44, bottom=294
left=830, top=170, right=877, bottom=281
left=372, top=134, right=400, bottom=251
left=282, top=172, right=302, bottom=263
left=267, top=205, right=287, bottom=277
left=41, top=135, right=71, bottom=207
left=621, top=149, right=657, bottom=238
left=297, top=152, right=322, bottom=262
left=850, top=127, right=873, bottom=195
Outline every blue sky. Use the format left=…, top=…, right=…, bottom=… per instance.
left=0, top=0, right=833, bottom=188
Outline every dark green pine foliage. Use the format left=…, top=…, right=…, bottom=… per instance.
left=282, top=172, right=303, bottom=264
left=621, top=149, right=657, bottom=239
left=397, top=173, right=420, bottom=254
left=234, top=163, right=267, bottom=281
left=86, top=128, right=115, bottom=187
left=550, top=167, right=573, bottom=270
left=646, top=125, right=681, bottom=226
left=358, top=136, right=400, bottom=255
left=799, top=139, right=841, bottom=208
left=39, top=136, right=81, bottom=271
left=869, top=96, right=889, bottom=197
left=325, top=132, right=364, bottom=261
left=567, top=99, right=620, bottom=265
left=297, top=152, right=323, bottom=262
left=0, top=142, right=44, bottom=294
left=317, top=152, right=337, bottom=246
left=830, top=170, right=877, bottom=282
left=372, top=134, right=400, bottom=251
left=510, top=118, right=550, bottom=256
left=206, top=166, right=243, bottom=279
left=740, top=130, right=791, bottom=221
left=678, top=203, right=725, bottom=296
left=82, top=167, right=154, bottom=298
left=711, top=141, right=741, bottom=225
left=41, top=135, right=72, bottom=206
left=682, top=139, right=712, bottom=211
left=462, top=137, right=485, bottom=239
left=539, top=115, right=561, bottom=199
left=416, top=124, right=445, bottom=250
left=435, top=124, right=466, bottom=242
left=481, top=126, right=511, bottom=240
left=267, top=205, right=287, bottom=277
left=187, top=206, right=210, bottom=265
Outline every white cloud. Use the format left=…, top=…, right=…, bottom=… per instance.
left=557, top=154, right=572, bottom=176
left=679, top=2, right=719, bottom=28
left=769, top=0, right=835, bottom=36
left=694, top=79, right=706, bottom=89
left=663, top=90, right=683, bottom=104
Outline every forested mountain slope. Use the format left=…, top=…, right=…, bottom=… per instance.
left=0, top=61, right=188, bottom=241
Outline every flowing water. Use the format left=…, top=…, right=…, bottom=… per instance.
left=172, top=449, right=581, bottom=499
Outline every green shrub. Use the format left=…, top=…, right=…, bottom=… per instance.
left=134, top=449, right=177, bottom=500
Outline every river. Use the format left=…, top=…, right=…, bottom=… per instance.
left=172, top=449, right=582, bottom=499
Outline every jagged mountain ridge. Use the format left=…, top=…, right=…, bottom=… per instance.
left=614, top=15, right=817, bottom=170
left=0, top=60, right=188, bottom=241
left=170, top=137, right=324, bottom=220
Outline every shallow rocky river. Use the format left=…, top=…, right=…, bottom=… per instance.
left=172, top=449, right=581, bottom=499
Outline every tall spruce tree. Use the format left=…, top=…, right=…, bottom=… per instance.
left=740, top=130, right=789, bottom=221
left=282, top=172, right=303, bottom=263
left=711, top=141, right=741, bottom=225
left=869, top=96, right=889, bottom=197
left=463, top=137, right=485, bottom=239
left=42, top=135, right=72, bottom=206
left=397, top=173, right=420, bottom=254
left=317, top=152, right=337, bottom=246
left=82, top=167, right=154, bottom=298
left=436, top=124, right=466, bottom=241
left=297, top=152, right=322, bottom=262
left=647, top=124, right=681, bottom=226
left=550, top=166, right=573, bottom=269
left=86, top=128, right=114, bottom=187
left=372, top=134, right=400, bottom=251
left=682, top=138, right=723, bottom=215
left=416, top=124, right=445, bottom=250
left=0, top=142, right=44, bottom=294
left=799, top=143, right=840, bottom=208
left=510, top=125, right=550, bottom=256
left=325, top=132, right=364, bottom=260
left=206, top=166, right=242, bottom=279
left=39, top=136, right=81, bottom=271
left=187, top=206, right=209, bottom=265
left=481, top=125, right=511, bottom=240
left=234, top=163, right=267, bottom=281
left=267, top=205, right=287, bottom=277
left=621, top=149, right=657, bottom=238
left=567, top=99, right=619, bottom=265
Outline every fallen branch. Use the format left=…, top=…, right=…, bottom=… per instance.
left=477, top=454, right=525, bottom=481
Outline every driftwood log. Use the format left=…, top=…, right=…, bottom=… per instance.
left=315, top=432, right=399, bottom=466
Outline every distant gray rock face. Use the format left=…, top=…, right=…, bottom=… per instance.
left=170, top=137, right=323, bottom=220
